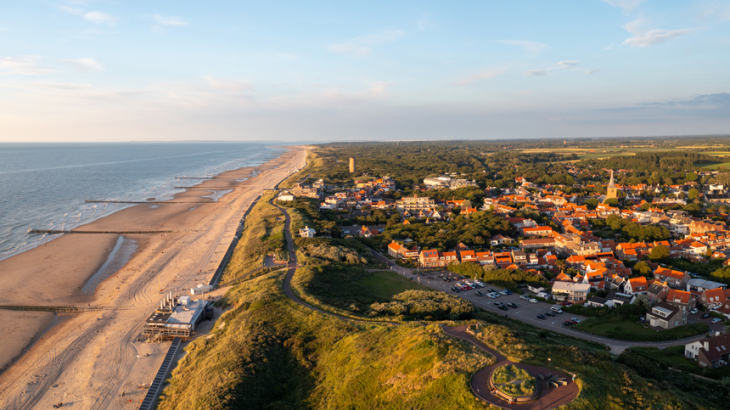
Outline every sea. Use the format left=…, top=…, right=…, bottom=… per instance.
left=0, top=142, right=286, bottom=262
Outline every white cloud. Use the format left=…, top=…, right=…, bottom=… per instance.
left=83, top=11, right=117, bottom=26
left=621, top=19, right=695, bottom=47
left=585, top=69, right=601, bottom=75
left=525, top=69, right=549, bottom=76
left=60, top=5, right=84, bottom=16
left=154, top=15, right=187, bottom=27
left=601, top=0, right=643, bottom=13
left=367, top=80, right=392, bottom=95
left=456, top=66, right=509, bottom=85
left=63, top=58, right=104, bottom=73
left=0, top=56, right=53, bottom=75
left=557, top=60, right=579, bottom=68
left=623, top=28, right=695, bottom=47
left=328, top=29, right=405, bottom=56
left=497, top=40, right=549, bottom=53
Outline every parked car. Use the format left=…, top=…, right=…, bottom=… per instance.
left=562, top=301, right=572, bottom=306
left=489, top=293, right=497, bottom=299
left=545, top=311, right=555, bottom=317
left=550, top=306, right=563, bottom=314
left=690, top=308, right=699, bottom=315
left=499, top=305, right=509, bottom=311
left=537, top=314, right=546, bottom=320
left=450, top=287, right=460, bottom=293
left=487, top=288, right=496, bottom=293
left=564, top=320, right=575, bottom=326
left=493, top=301, right=502, bottom=306
left=500, top=290, right=509, bottom=296
left=571, top=318, right=581, bottom=323
left=504, top=289, right=513, bottom=295
left=529, top=298, right=538, bottom=304
left=475, top=291, right=484, bottom=296
left=711, top=318, right=723, bottom=324
left=701, top=313, right=711, bottom=319
left=520, top=295, right=531, bottom=301
left=443, top=277, right=450, bottom=282
left=507, top=302, right=518, bottom=309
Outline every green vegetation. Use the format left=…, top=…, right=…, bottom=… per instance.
left=627, top=346, right=730, bottom=381
left=220, top=193, right=286, bottom=284
left=709, top=265, right=730, bottom=284
left=278, top=149, right=321, bottom=189
left=583, top=152, right=718, bottom=171
left=375, top=210, right=513, bottom=250
left=470, top=319, right=727, bottom=409
left=277, top=198, right=337, bottom=235
left=158, top=272, right=493, bottom=410
left=575, top=317, right=709, bottom=342
left=291, top=264, right=473, bottom=320
left=294, top=237, right=380, bottom=267
left=492, top=365, right=536, bottom=397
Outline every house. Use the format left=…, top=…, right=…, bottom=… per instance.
left=686, top=278, right=727, bottom=293
left=298, top=226, right=316, bottom=238
left=700, top=288, right=729, bottom=310
left=551, top=282, right=591, bottom=303
left=585, top=296, right=609, bottom=308
left=646, top=302, right=687, bottom=330
left=278, top=191, right=295, bottom=201
left=646, top=281, right=671, bottom=304
left=685, top=333, right=730, bottom=368
left=419, top=250, right=440, bottom=268
left=490, top=234, right=513, bottom=246
left=653, top=267, right=691, bottom=289
left=624, top=277, right=648, bottom=295
left=664, top=289, right=695, bottom=311
left=606, top=290, right=635, bottom=306
left=520, top=238, right=556, bottom=250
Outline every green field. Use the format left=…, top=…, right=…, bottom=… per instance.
left=575, top=317, right=708, bottom=341
left=357, top=270, right=427, bottom=300
left=630, top=346, right=730, bottom=380
left=700, top=161, right=730, bottom=170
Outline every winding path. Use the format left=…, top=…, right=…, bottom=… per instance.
left=442, top=324, right=579, bottom=410
left=271, top=196, right=579, bottom=409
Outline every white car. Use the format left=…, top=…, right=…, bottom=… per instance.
left=711, top=318, right=723, bottom=324
left=500, top=290, right=509, bottom=296
left=489, top=293, right=497, bottom=299
left=529, top=298, right=538, bottom=304
left=690, top=308, right=699, bottom=315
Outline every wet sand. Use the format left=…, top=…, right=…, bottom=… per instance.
left=0, top=146, right=308, bottom=409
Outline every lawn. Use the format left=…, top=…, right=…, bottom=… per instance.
left=357, top=270, right=426, bottom=300
left=575, top=316, right=709, bottom=341
left=700, top=161, right=730, bottom=170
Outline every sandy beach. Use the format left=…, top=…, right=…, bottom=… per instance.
left=0, top=146, right=307, bottom=409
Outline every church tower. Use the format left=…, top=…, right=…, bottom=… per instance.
left=606, top=170, right=618, bottom=200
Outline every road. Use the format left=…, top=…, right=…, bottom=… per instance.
left=369, top=250, right=714, bottom=354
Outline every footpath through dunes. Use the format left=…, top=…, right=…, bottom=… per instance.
left=272, top=197, right=578, bottom=410
left=442, top=324, right=579, bottom=410
left=0, top=147, right=308, bottom=410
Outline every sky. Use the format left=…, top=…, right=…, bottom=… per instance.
left=1, top=0, right=730, bottom=142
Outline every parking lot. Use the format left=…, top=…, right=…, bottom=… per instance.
left=410, top=270, right=588, bottom=332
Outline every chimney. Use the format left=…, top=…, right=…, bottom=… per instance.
left=704, top=341, right=709, bottom=351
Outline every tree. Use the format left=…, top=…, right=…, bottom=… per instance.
left=584, top=198, right=599, bottom=210
left=634, top=261, right=652, bottom=276
left=639, top=202, right=652, bottom=211
left=462, top=199, right=473, bottom=209
left=604, top=198, right=619, bottom=208
left=688, top=188, right=699, bottom=200
left=648, top=245, right=670, bottom=261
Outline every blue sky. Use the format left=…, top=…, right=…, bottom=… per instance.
left=1, top=0, right=729, bottom=142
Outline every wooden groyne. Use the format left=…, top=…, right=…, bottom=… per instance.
left=174, top=176, right=242, bottom=180
left=0, top=305, right=126, bottom=313
left=29, top=229, right=195, bottom=235
left=85, top=200, right=217, bottom=204
left=173, top=186, right=233, bottom=190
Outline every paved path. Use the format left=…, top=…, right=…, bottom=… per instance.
left=369, top=250, right=711, bottom=354
left=443, top=324, right=579, bottom=410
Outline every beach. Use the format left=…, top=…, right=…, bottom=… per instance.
left=0, top=146, right=307, bottom=409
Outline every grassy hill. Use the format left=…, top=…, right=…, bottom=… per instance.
left=157, top=271, right=492, bottom=410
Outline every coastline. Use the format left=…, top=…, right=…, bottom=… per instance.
left=0, top=146, right=308, bottom=408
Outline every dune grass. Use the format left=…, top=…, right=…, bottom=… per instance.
left=157, top=271, right=493, bottom=410
left=219, top=193, right=287, bottom=285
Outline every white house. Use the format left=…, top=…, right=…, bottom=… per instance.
left=551, top=282, right=591, bottom=303
left=299, top=226, right=316, bottom=238
left=278, top=191, right=295, bottom=201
